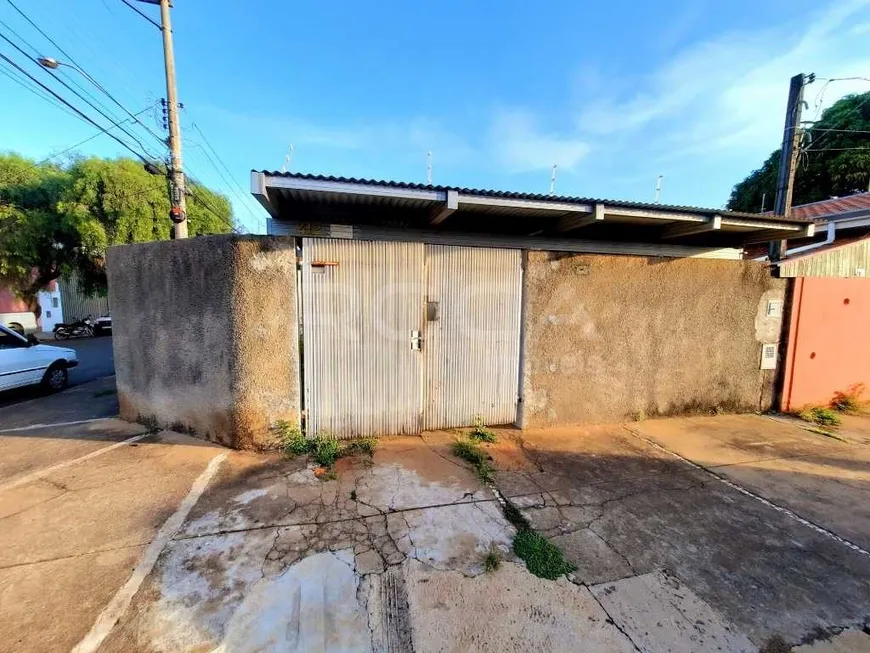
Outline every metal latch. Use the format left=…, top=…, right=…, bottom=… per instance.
left=410, top=330, right=422, bottom=351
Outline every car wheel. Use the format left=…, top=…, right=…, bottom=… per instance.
left=42, top=364, right=68, bottom=392
left=8, top=322, right=24, bottom=336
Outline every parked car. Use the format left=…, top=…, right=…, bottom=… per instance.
left=0, top=323, right=78, bottom=392
left=93, top=313, right=112, bottom=336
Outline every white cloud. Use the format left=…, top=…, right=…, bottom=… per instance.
left=576, top=0, right=870, bottom=159
left=489, top=109, right=590, bottom=173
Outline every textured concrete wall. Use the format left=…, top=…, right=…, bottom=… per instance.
left=520, top=252, right=786, bottom=427
left=232, top=238, right=300, bottom=448
left=107, top=235, right=300, bottom=449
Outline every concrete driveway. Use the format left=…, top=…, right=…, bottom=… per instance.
left=494, top=415, right=870, bottom=648
left=3, top=411, right=870, bottom=652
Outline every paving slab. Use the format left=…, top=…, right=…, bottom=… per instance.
left=590, top=571, right=755, bottom=653
left=0, top=418, right=144, bottom=485
left=495, top=422, right=870, bottom=646
left=0, top=428, right=223, bottom=653
left=404, top=559, right=637, bottom=653
left=630, top=414, right=870, bottom=551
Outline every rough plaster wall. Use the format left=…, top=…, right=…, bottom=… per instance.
left=521, top=252, right=786, bottom=427
left=232, top=238, right=300, bottom=449
left=107, top=236, right=236, bottom=445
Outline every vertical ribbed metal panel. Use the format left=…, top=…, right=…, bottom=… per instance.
left=422, top=245, right=522, bottom=429
left=301, top=238, right=424, bottom=438
left=60, top=275, right=110, bottom=322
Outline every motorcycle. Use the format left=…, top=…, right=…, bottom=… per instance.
left=54, top=316, right=95, bottom=340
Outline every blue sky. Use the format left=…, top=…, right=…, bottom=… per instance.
left=1, top=0, right=869, bottom=233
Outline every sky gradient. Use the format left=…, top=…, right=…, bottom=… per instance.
left=1, top=0, right=869, bottom=233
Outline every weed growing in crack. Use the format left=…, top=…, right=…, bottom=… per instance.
left=512, top=530, right=576, bottom=580
left=312, top=434, right=341, bottom=467
left=484, top=543, right=502, bottom=572
left=451, top=438, right=494, bottom=482
left=796, top=406, right=841, bottom=428
left=271, top=421, right=309, bottom=456
left=502, top=501, right=531, bottom=531
left=468, top=415, right=497, bottom=443
left=831, top=383, right=866, bottom=415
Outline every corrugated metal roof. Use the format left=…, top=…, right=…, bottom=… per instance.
left=791, top=193, right=870, bottom=221
left=257, top=171, right=807, bottom=223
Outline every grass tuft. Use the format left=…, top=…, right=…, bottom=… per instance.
left=468, top=415, right=498, bottom=443
left=513, top=530, right=576, bottom=580
left=271, top=420, right=309, bottom=457
left=312, top=434, right=341, bottom=467
left=797, top=406, right=841, bottom=428
left=483, top=543, right=502, bottom=573
left=451, top=438, right=494, bottom=482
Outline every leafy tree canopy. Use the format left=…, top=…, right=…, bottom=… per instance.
left=727, top=91, right=870, bottom=213
left=0, top=153, right=233, bottom=311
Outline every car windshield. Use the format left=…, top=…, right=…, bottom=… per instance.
left=0, top=324, right=28, bottom=344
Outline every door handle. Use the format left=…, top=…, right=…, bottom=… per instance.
left=410, top=330, right=422, bottom=351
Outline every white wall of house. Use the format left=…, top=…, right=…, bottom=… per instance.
left=38, top=288, right=63, bottom=332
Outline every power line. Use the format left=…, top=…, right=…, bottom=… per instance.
left=805, top=147, right=870, bottom=153
left=119, top=0, right=161, bottom=30
left=2, top=1, right=167, bottom=151
left=37, top=105, right=155, bottom=166
left=187, top=122, right=266, bottom=230
left=0, top=32, right=160, bottom=159
left=809, top=127, right=870, bottom=135
left=804, top=87, right=870, bottom=153
left=0, top=51, right=153, bottom=163
left=0, top=58, right=81, bottom=121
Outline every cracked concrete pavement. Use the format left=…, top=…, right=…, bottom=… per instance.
left=494, top=417, right=870, bottom=648
left=5, top=411, right=870, bottom=652
left=98, top=434, right=644, bottom=653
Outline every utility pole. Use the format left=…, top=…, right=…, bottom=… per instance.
left=138, top=0, right=187, bottom=238
left=769, top=73, right=813, bottom=260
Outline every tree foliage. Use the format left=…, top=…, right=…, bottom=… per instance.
left=727, top=92, right=870, bottom=212
left=0, top=153, right=233, bottom=312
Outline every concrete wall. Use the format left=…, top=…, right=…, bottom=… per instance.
left=107, top=235, right=300, bottom=449
left=781, top=277, right=870, bottom=410
left=519, top=251, right=786, bottom=427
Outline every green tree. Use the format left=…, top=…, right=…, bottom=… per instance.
left=727, top=91, right=870, bottom=212
left=0, top=153, right=234, bottom=314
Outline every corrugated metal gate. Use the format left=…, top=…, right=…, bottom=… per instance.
left=301, top=238, right=522, bottom=437
left=301, top=239, right=424, bottom=437
left=422, top=245, right=522, bottom=429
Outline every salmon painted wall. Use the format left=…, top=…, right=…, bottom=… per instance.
left=781, top=278, right=870, bottom=410
left=0, top=286, right=29, bottom=313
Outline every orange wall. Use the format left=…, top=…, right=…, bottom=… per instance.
left=782, top=277, right=870, bottom=410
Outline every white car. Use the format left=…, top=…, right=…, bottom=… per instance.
left=0, top=324, right=78, bottom=392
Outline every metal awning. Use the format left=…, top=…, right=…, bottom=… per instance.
left=251, top=172, right=814, bottom=249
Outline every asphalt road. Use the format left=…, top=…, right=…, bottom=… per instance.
left=0, top=335, right=115, bottom=411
